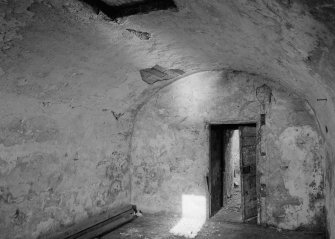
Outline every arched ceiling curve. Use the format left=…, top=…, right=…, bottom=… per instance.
left=0, top=0, right=334, bottom=133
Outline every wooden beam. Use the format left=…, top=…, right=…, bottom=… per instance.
left=43, top=204, right=136, bottom=239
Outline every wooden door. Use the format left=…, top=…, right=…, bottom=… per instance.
left=209, top=125, right=223, bottom=217
left=239, top=125, right=257, bottom=222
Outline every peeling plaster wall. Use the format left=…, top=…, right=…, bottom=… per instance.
left=131, top=70, right=325, bottom=231
left=0, top=2, right=135, bottom=239
left=1, top=0, right=335, bottom=237
left=0, top=99, right=133, bottom=238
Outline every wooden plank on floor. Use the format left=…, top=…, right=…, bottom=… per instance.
left=76, top=211, right=135, bottom=239
left=45, top=204, right=136, bottom=239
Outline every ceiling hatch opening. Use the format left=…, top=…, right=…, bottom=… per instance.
left=78, top=0, right=178, bottom=19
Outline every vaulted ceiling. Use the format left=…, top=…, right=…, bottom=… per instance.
left=1, top=0, right=335, bottom=238
left=99, top=0, right=335, bottom=32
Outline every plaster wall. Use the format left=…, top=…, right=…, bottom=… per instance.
left=1, top=0, right=335, bottom=237
left=0, top=4, right=137, bottom=239
left=131, top=70, right=325, bottom=231
left=232, top=130, right=241, bottom=186
left=0, top=97, right=133, bottom=238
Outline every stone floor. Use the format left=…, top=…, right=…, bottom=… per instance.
left=216, top=186, right=242, bottom=223
left=101, top=186, right=324, bottom=239
left=101, top=211, right=325, bottom=239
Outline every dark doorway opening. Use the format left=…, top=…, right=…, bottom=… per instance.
left=209, top=123, right=257, bottom=223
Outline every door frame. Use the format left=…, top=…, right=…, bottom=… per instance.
left=206, top=120, right=260, bottom=223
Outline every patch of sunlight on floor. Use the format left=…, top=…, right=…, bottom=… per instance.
left=170, top=194, right=206, bottom=238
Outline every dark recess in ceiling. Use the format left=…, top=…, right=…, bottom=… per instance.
left=78, top=0, right=177, bottom=19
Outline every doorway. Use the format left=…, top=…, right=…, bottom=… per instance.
left=209, top=123, right=257, bottom=223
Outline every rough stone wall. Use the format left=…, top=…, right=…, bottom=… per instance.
left=224, top=130, right=235, bottom=199
left=131, top=70, right=325, bottom=231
